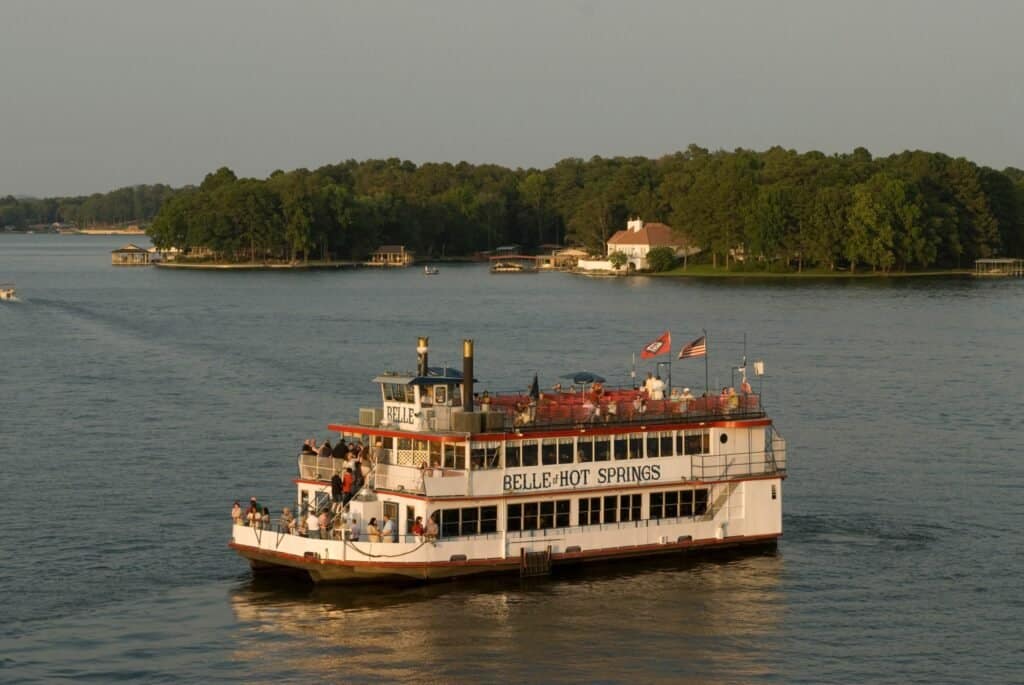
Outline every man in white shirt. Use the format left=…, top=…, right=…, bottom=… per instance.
left=651, top=375, right=665, bottom=400
left=306, top=511, right=320, bottom=539
left=381, top=514, right=396, bottom=542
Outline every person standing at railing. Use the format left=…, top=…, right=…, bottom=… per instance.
left=280, top=507, right=295, bottom=535
left=381, top=514, right=395, bottom=543
left=351, top=455, right=364, bottom=493
left=231, top=501, right=241, bottom=525
left=425, top=513, right=439, bottom=542
left=342, top=467, right=354, bottom=504
left=411, top=516, right=425, bottom=541
left=331, top=472, right=343, bottom=504
left=303, top=510, right=317, bottom=538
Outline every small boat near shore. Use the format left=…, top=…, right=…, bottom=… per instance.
left=424, top=266, right=440, bottom=275
left=0, top=283, right=16, bottom=301
left=230, top=337, right=787, bottom=584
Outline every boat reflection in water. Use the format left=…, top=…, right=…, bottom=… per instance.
left=229, top=549, right=784, bottom=682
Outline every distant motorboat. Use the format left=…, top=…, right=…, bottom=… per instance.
left=424, top=266, right=440, bottom=275
left=0, top=283, right=16, bottom=301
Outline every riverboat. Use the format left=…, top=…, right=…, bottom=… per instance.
left=230, top=338, right=787, bottom=583
left=0, top=283, right=16, bottom=301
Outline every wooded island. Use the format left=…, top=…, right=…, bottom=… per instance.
left=5, top=146, right=1023, bottom=273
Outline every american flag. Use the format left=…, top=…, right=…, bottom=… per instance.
left=678, top=335, right=706, bottom=359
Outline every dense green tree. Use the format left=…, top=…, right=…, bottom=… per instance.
left=645, top=246, right=677, bottom=272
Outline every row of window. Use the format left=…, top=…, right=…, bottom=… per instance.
left=372, top=431, right=718, bottom=470
left=505, top=431, right=712, bottom=467
left=435, top=488, right=711, bottom=536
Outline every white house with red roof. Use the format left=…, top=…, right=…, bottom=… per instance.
left=577, top=218, right=698, bottom=272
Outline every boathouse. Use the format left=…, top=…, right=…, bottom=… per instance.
left=368, top=245, right=414, bottom=267
left=110, top=243, right=150, bottom=266
left=975, top=258, right=1023, bottom=277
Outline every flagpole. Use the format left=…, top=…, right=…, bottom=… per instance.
left=703, top=328, right=709, bottom=395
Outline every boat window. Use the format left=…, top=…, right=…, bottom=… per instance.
left=507, top=503, right=523, bottom=531
left=613, top=436, right=629, bottom=460
left=695, top=488, right=709, bottom=515
left=403, top=385, right=416, bottom=403
left=406, top=505, right=416, bottom=535
left=523, top=502, right=539, bottom=530
left=556, top=500, right=570, bottom=527
left=443, top=443, right=465, bottom=469
left=521, top=440, right=539, bottom=467
left=433, top=385, right=448, bottom=404
left=619, top=494, right=641, bottom=521
left=470, top=442, right=501, bottom=469
left=679, top=430, right=710, bottom=455
left=578, top=437, right=594, bottom=462
left=539, top=501, right=554, bottom=528
left=541, top=439, right=558, bottom=466
left=506, top=441, right=522, bottom=468
left=666, top=491, right=680, bottom=517
left=460, top=507, right=479, bottom=536
left=602, top=495, right=618, bottom=524
left=594, top=438, right=611, bottom=462
left=649, top=492, right=662, bottom=519
left=659, top=433, right=674, bottom=457
left=579, top=497, right=601, bottom=525
left=439, top=509, right=460, bottom=538
left=481, top=506, right=498, bottom=533
left=558, top=439, right=574, bottom=464
left=630, top=433, right=644, bottom=459
left=646, top=434, right=660, bottom=458
left=680, top=490, right=693, bottom=516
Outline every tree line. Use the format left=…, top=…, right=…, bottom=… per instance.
left=1, top=184, right=176, bottom=229
left=9, top=146, right=1024, bottom=271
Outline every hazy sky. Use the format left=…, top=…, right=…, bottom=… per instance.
left=3, top=0, right=1023, bottom=197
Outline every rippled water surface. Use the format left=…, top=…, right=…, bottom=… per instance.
left=1, top=235, right=1021, bottom=683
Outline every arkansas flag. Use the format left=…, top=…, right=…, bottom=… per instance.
left=678, top=335, right=707, bottom=359
left=641, top=331, right=671, bottom=359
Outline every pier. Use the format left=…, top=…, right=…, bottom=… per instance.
left=974, top=258, right=1024, bottom=277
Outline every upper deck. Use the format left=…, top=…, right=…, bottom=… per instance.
left=347, top=386, right=763, bottom=437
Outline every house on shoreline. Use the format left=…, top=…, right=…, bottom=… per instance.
left=577, top=218, right=699, bottom=272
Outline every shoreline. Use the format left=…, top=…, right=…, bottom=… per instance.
left=153, top=261, right=361, bottom=270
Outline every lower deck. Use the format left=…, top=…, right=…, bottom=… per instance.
left=231, top=477, right=782, bottom=583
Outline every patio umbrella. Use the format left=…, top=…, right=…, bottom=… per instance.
left=560, top=371, right=606, bottom=385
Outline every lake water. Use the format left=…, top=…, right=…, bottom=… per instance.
left=1, top=235, right=1021, bottom=684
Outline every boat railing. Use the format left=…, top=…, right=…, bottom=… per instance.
left=479, top=389, right=763, bottom=432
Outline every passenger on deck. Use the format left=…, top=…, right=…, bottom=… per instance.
left=305, top=510, right=319, bottom=538
left=605, top=399, right=617, bottom=422
left=590, top=382, right=605, bottom=403
left=301, top=439, right=316, bottom=455
left=351, top=456, right=364, bottom=492
left=643, top=372, right=654, bottom=397
left=335, top=440, right=349, bottom=459
left=481, top=390, right=492, bottom=412
left=318, top=509, right=329, bottom=538
left=245, top=499, right=259, bottom=527
left=231, top=501, right=241, bottom=525
left=367, top=518, right=382, bottom=543
left=331, top=473, right=343, bottom=503
left=411, top=516, right=425, bottom=539
left=318, top=440, right=333, bottom=458
left=348, top=516, right=360, bottom=541
left=651, top=375, right=665, bottom=400
left=381, top=514, right=395, bottom=542
left=681, top=387, right=695, bottom=401
left=281, top=507, right=294, bottom=534
left=741, top=377, right=753, bottom=395
left=261, top=507, right=271, bottom=530
left=425, top=514, right=439, bottom=541
left=342, top=468, right=354, bottom=503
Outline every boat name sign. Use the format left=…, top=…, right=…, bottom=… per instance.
left=504, top=463, right=662, bottom=492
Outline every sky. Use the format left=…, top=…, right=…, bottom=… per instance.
left=2, top=0, right=1023, bottom=197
